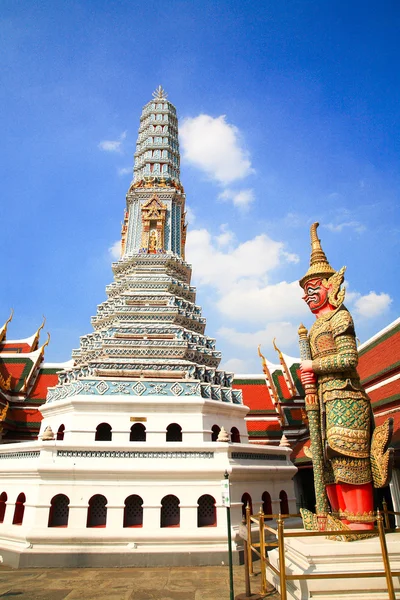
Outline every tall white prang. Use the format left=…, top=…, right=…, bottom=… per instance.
left=0, top=88, right=297, bottom=568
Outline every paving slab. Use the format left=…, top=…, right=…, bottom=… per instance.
left=0, top=563, right=279, bottom=600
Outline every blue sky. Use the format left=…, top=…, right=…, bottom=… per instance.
left=1, top=1, right=399, bottom=372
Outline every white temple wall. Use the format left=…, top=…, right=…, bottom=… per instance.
left=39, top=395, right=250, bottom=446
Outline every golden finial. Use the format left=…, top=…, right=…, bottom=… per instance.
left=43, top=332, right=50, bottom=349
left=32, top=316, right=46, bottom=351
left=272, top=338, right=283, bottom=360
left=298, top=323, right=308, bottom=340
left=258, top=344, right=282, bottom=423
left=0, top=309, right=14, bottom=343
left=38, top=332, right=50, bottom=362
left=272, top=338, right=296, bottom=398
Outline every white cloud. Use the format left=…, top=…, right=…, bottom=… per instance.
left=218, top=188, right=255, bottom=210
left=215, top=224, right=235, bottom=248
left=325, top=221, right=366, bottom=234
left=180, top=114, right=253, bottom=184
left=109, top=240, right=121, bottom=259
left=354, top=292, right=392, bottom=318
left=186, top=228, right=297, bottom=292
left=118, top=167, right=132, bottom=176
left=220, top=357, right=251, bottom=373
left=216, top=280, right=307, bottom=323
left=186, top=228, right=304, bottom=325
left=98, top=131, right=127, bottom=153
left=185, top=204, right=196, bottom=225
left=218, top=322, right=298, bottom=350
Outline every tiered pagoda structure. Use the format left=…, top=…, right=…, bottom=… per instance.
left=0, top=87, right=296, bottom=568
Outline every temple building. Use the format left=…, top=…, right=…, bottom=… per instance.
left=0, top=87, right=296, bottom=568
left=0, top=312, right=70, bottom=443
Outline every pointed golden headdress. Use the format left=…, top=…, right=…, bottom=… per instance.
left=299, top=222, right=346, bottom=308
left=299, top=222, right=336, bottom=287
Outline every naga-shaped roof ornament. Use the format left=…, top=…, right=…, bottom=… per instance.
left=32, top=316, right=46, bottom=351
left=152, top=85, right=168, bottom=101
left=299, top=222, right=336, bottom=288
left=0, top=309, right=14, bottom=344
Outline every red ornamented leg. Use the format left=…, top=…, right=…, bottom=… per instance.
left=326, top=483, right=340, bottom=513
left=327, top=483, right=351, bottom=524
left=340, top=482, right=374, bottom=530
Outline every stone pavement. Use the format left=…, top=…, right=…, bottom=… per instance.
left=0, top=563, right=280, bottom=600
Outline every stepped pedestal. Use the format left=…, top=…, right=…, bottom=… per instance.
left=267, top=531, right=400, bottom=599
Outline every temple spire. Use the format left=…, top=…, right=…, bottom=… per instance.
left=133, top=88, right=181, bottom=188
left=121, top=89, right=186, bottom=258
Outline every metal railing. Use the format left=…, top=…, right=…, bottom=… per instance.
left=244, top=504, right=400, bottom=599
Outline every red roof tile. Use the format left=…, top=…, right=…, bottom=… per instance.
left=233, top=383, right=275, bottom=411
left=358, top=328, right=400, bottom=383
left=368, top=379, right=400, bottom=406
left=246, top=420, right=281, bottom=433
left=0, top=342, right=32, bottom=353
left=30, top=370, right=59, bottom=401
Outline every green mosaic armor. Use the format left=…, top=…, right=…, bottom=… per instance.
left=309, top=305, right=372, bottom=485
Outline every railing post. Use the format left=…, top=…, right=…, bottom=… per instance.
left=382, top=498, right=390, bottom=530
left=258, top=506, right=267, bottom=595
left=377, top=510, right=395, bottom=600
left=277, top=513, right=287, bottom=600
left=245, top=502, right=253, bottom=575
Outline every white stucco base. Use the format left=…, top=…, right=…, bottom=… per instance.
left=267, top=531, right=400, bottom=599
left=0, top=393, right=297, bottom=568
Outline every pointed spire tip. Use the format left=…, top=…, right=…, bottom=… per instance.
left=152, top=85, right=168, bottom=101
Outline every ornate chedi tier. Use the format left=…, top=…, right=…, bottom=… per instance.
left=47, top=87, right=241, bottom=406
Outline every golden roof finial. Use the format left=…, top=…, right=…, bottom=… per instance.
left=299, top=222, right=336, bottom=288
left=43, top=332, right=51, bottom=349
left=39, top=332, right=50, bottom=359
left=0, top=309, right=14, bottom=343
left=258, top=345, right=283, bottom=426
left=272, top=338, right=296, bottom=398
left=32, top=316, right=46, bottom=351
left=272, top=337, right=283, bottom=360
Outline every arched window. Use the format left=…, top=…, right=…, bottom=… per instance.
left=48, top=494, right=70, bottom=527
left=211, top=425, right=220, bottom=442
left=160, top=495, right=180, bottom=527
left=57, top=425, right=65, bottom=441
left=197, top=495, right=216, bottom=527
left=0, top=492, right=7, bottom=523
left=262, top=491, right=272, bottom=520
left=241, top=493, right=253, bottom=519
left=95, top=423, right=112, bottom=441
left=230, top=427, right=241, bottom=443
left=166, top=423, right=182, bottom=442
left=87, top=494, right=107, bottom=527
left=279, top=490, right=289, bottom=515
left=123, top=495, right=143, bottom=527
left=12, top=493, right=26, bottom=525
left=130, top=423, right=146, bottom=442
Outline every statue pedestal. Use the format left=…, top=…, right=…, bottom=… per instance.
left=266, top=530, right=400, bottom=599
